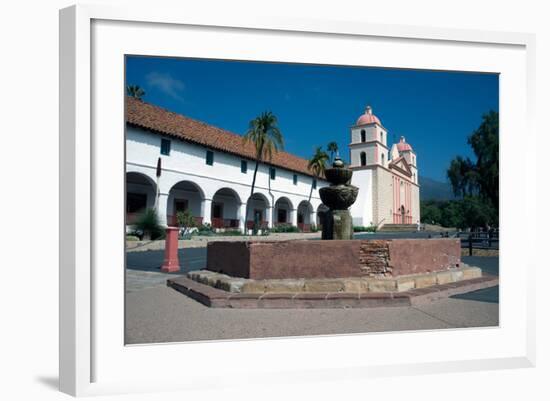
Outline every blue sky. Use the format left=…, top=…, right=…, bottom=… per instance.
left=126, top=56, right=498, bottom=182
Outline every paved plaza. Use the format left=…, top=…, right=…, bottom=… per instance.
left=125, top=243, right=499, bottom=344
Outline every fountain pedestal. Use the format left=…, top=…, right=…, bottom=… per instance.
left=319, top=156, right=358, bottom=240
left=321, top=209, right=354, bottom=240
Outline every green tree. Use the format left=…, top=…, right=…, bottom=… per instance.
left=468, top=111, right=499, bottom=209
left=447, top=156, right=477, bottom=197
left=443, top=111, right=499, bottom=229
left=420, top=198, right=498, bottom=230
left=307, top=146, right=329, bottom=202
left=126, top=85, right=145, bottom=100
left=327, top=141, right=339, bottom=163
left=242, top=111, right=284, bottom=231
left=420, top=200, right=443, bottom=225
left=447, top=111, right=498, bottom=207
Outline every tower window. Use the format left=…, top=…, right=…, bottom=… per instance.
left=360, top=152, right=367, bottom=166
left=270, top=167, right=276, bottom=180
left=241, top=160, right=247, bottom=173
left=312, top=178, right=317, bottom=189
left=380, top=132, right=384, bottom=143
left=293, top=174, right=298, bottom=185
left=381, top=153, right=385, bottom=165
left=361, top=129, right=366, bottom=143
left=160, top=138, right=171, bottom=155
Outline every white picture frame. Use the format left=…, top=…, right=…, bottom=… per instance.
left=59, top=4, right=536, bottom=397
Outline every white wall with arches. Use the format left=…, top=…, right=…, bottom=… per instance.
left=126, top=126, right=328, bottom=231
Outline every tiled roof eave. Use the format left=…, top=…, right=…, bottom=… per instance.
left=127, top=121, right=321, bottom=179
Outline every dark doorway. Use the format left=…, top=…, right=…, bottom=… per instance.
left=174, top=199, right=189, bottom=214
left=212, top=202, right=223, bottom=219
left=277, top=208, right=287, bottom=223
left=127, top=192, right=147, bottom=214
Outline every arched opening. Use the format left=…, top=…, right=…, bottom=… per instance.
left=274, top=197, right=294, bottom=226
left=400, top=205, right=406, bottom=224
left=211, top=188, right=241, bottom=230
left=126, top=172, right=157, bottom=225
left=297, top=200, right=314, bottom=232
left=360, top=152, right=367, bottom=166
left=316, top=204, right=330, bottom=230
left=246, top=193, right=270, bottom=230
left=361, top=129, right=366, bottom=142
left=381, top=153, right=385, bottom=165
left=167, top=180, right=205, bottom=226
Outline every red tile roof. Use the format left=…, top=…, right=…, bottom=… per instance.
left=126, top=97, right=317, bottom=177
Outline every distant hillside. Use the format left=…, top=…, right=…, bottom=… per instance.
left=419, top=176, right=456, bottom=201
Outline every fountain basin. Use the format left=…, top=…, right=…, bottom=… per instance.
left=319, top=184, right=359, bottom=210
left=324, top=167, right=352, bottom=185
left=206, top=238, right=461, bottom=280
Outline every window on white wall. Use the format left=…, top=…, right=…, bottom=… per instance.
left=206, top=150, right=214, bottom=165
left=160, top=138, right=171, bottom=155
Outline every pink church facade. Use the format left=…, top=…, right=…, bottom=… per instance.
left=349, top=106, right=420, bottom=228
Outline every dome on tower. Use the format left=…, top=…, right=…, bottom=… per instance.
left=356, top=105, right=381, bottom=126
left=396, top=136, right=413, bottom=152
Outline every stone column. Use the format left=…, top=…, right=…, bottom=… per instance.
left=291, top=208, right=298, bottom=227
left=157, top=192, right=169, bottom=227
left=310, top=210, right=317, bottom=227
left=238, top=202, right=247, bottom=233
left=266, top=206, right=273, bottom=229
left=202, top=198, right=212, bottom=225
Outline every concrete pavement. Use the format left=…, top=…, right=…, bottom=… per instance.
left=125, top=251, right=499, bottom=344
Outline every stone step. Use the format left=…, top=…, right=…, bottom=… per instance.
left=378, top=224, right=418, bottom=232
left=167, top=274, right=499, bottom=309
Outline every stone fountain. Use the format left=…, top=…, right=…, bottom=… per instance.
left=319, top=156, right=359, bottom=240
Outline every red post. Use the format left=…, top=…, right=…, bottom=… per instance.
left=161, top=227, right=180, bottom=273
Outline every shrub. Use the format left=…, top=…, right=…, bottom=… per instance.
left=353, top=225, right=377, bottom=233
left=270, top=223, right=300, bottom=233
left=196, top=223, right=214, bottom=236
left=133, top=208, right=164, bottom=240
left=309, top=224, right=319, bottom=233
left=125, top=235, right=140, bottom=241
left=176, top=209, right=196, bottom=237
left=219, top=229, right=243, bottom=236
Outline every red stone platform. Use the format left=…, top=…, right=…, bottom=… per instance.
left=166, top=274, right=498, bottom=309
left=206, top=239, right=461, bottom=279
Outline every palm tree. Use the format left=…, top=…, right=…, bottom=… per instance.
left=126, top=85, right=145, bottom=100
left=327, top=141, right=339, bottom=163
left=307, top=146, right=329, bottom=202
left=242, top=111, right=284, bottom=232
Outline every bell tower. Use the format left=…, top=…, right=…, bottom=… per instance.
left=349, top=106, right=389, bottom=169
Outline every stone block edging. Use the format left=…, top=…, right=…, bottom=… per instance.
left=166, top=274, right=499, bottom=309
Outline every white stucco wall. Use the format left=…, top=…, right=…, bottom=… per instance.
left=126, top=126, right=328, bottom=227
left=374, top=168, right=394, bottom=227
left=349, top=168, right=373, bottom=226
